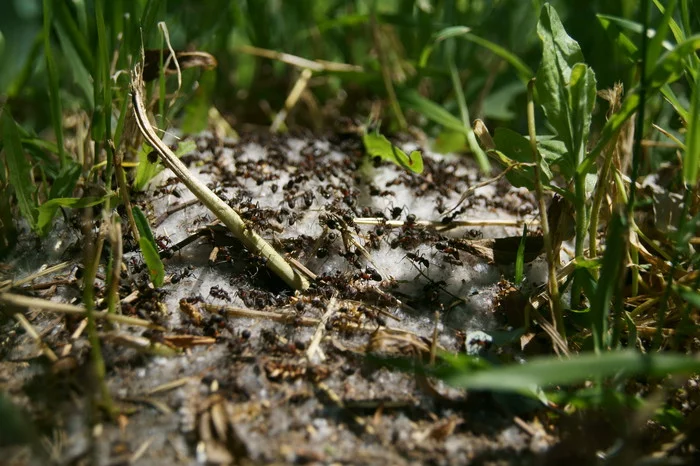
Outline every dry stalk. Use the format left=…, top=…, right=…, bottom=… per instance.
left=130, top=66, right=309, bottom=291
left=0, top=292, right=164, bottom=330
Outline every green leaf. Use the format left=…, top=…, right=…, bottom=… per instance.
left=493, top=127, right=551, bottom=189
left=436, top=350, right=700, bottom=395
left=134, top=143, right=161, bottom=191
left=535, top=4, right=597, bottom=168
left=568, top=63, right=597, bottom=166
left=1, top=108, right=38, bottom=228
left=134, top=140, right=196, bottom=191
left=684, top=73, right=700, bottom=185
left=132, top=206, right=164, bottom=287
left=37, top=196, right=112, bottom=236
left=182, top=70, right=216, bottom=134
left=362, top=131, right=424, bottom=174
left=48, top=161, right=81, bottom=199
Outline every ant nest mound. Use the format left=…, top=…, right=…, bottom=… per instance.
left=4, top=130, right=556, bottom=464
left=145, top=130, right=545, bottom=343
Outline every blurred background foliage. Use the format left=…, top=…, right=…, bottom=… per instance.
left=1, top=0, right=684, bottom=138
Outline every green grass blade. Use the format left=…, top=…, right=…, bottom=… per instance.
left=597, top=15, right=641, bottom=61
left=1, top=108, right=38, bottom=229
left=661, top=83, right=690, bottom=123
left=139, top=0, right=165, bottom=47
left=37, top=196, right=112, bottom=236
left=95, top=0, right=112, bottom=139
left=54, top=21, right=94, bottom=108
left=437, top=350, right=700, bottom=395
left=398, top=89, right=464, bottom=133
left=132, top=205, right=165, bottom=287
left=462, top=32, right=534, bottom=82
left=646, top=0, right=677, bottom=76
left=418, top=26, right=471, bottom=67
left=514, top=225, right=527, bottom=285
left=653, top=0, right=687, bottom=45
left=446, top=39, right=490, bottom=173
left=684, top=76, right=700, bottom=185
left=54, top=0, right=94, bottom=72
left=42, top=0, right=67, bottom=168
left=590, top=210, right=629, bottom=352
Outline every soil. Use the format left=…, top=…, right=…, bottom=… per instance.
left=1, top=130, right=568, bottom=465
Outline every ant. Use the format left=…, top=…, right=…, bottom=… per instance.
left=387, top=203, right=407, bottom=220
left=209, top=285, right=232, bottom=302
left=171, top=265, right=194, bottom=284
left=353, top=266, right=382, bottom=282
left=406, top=252, right=430, bottom=268
left=357, top=304, right=387, bottom=328
left=435, top=242, right=460, bottom=260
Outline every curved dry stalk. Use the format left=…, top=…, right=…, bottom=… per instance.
left=0, top=292, right=164, bottom=330
left=130, top=66, right=309, bottom=291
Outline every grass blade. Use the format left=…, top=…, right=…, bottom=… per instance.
left=37, top=196, right=112, bottom=236
left=514, top=225, right=527, bottom=285
left=1, top=108, right=38, bottom=229
left=590, top=210, right=629, bottom=352
left=42, top=0, right=67, bottom=168
left=398, top=89, right=464, bottom=133
left=683, top=75, right=700, bottom=185
left=645, top=0, right=677, bottom=76
left=132, top=205, right=165, bottom=287
left=446, top=39, right=490, bottom=173
left=437, top=350, right=700, bottom=395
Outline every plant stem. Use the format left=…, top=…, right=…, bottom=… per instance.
left=527, top=79, right=565, bottom=343
left=82, top=213, right=115, bottom=417
left=571, top=172, right=588, bottom=308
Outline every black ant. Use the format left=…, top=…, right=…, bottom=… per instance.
left=209, top=285, right=231, bottom=302
left=171, top=266, right=194, bottom=284
left=387, top=204, right=407, bottom=220
left=406, top=252, right=430, bottom=268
